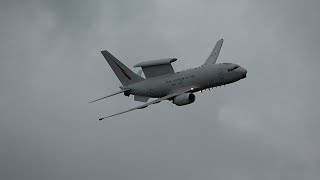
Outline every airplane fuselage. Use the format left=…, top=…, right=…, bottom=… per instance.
left=128, top=63, right=247, bottom=98
left=95, top=39, right=248, bottom=120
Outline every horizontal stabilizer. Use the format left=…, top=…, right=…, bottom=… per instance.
left=90, top=89, right=129, bottom=103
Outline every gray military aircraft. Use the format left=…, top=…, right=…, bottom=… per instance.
left=92, top=39, right=247, bottom=120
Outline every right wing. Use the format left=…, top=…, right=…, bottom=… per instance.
left=98, top=87, right=194, bottom=120
left=204, top=38, right=224, bottom=65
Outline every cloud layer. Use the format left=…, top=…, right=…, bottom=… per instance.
left=1, top=0, right=319, bottom=179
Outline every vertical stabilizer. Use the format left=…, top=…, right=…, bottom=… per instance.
left=101, top=50, right=144, bottom=86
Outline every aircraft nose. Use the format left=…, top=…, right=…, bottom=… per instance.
left=241, top=67, right=247, bottom=78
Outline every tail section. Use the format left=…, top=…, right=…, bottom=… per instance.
left=101, top=50, right=144, bottom=86
left=204, top=38, right=224, bottom=65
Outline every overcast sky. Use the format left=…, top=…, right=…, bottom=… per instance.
left=1, top=0, right=320, bottom=179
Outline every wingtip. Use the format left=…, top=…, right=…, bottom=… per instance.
left=89, top=99, right=99, bottom=104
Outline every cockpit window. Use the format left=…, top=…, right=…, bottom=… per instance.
left=228, top=66, right=239, bottom=72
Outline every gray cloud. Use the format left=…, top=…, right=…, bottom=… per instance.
left=0, top=0, right=319, bottom=179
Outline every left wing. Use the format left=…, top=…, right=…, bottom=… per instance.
left=98, top=87, right=194, bottom=120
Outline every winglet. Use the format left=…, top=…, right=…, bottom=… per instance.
left=204, top=38, right=224, bottom=65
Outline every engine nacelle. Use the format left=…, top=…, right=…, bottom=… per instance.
left=173, top=93, right=195, bottom=106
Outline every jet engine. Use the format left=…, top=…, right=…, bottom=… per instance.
left=173, top=93, right=195, bottom=106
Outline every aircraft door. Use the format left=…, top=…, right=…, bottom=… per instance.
left=218, top=68, right=224, bottom=81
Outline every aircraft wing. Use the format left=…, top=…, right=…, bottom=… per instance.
left=90, top=89, right=129, bottom=103
left=204, top=38, right=224, bottom=65
left=98, top=87, right=194, bottom=120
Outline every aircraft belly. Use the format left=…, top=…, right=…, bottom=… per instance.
left=129, top=79, right=170, bottom=98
